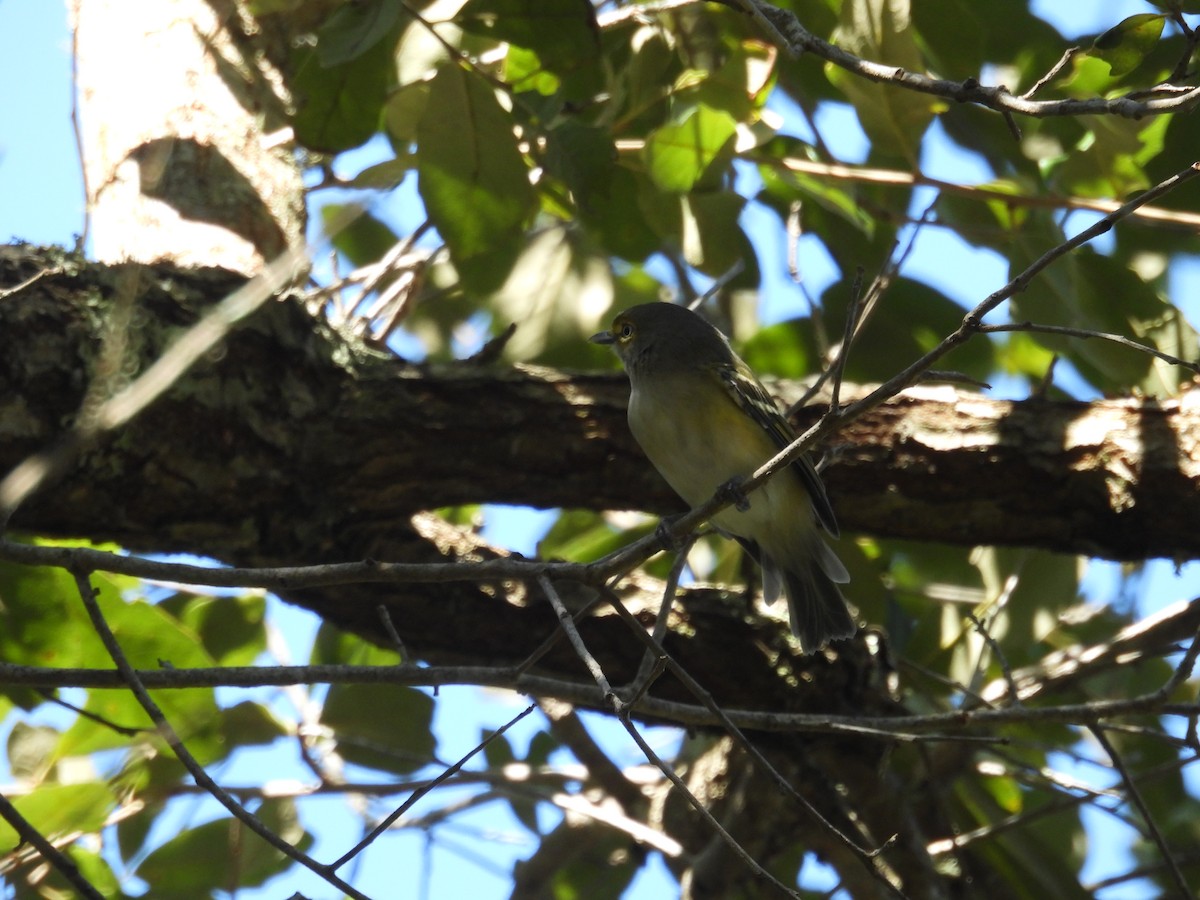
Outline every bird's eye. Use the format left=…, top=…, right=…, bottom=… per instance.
left=618, top=322, right=634, bottom=340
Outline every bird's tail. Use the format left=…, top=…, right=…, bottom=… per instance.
left=777, top=540, right=855, bottom=653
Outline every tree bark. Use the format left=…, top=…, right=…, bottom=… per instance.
left=70, top=0, right=304, bottom=274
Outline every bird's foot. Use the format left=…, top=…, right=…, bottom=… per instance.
left=716, top=476, right=751, bottom=512
left=655, top=515, right=684, bottom=550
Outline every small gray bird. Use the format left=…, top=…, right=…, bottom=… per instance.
left=592, top=302, right=854, bottom=652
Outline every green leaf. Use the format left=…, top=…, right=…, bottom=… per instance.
left=1053, top=115, right=1167, bottom=200
left=456, top=0, right=600, bottom=73
left=544, top=120, right=616, bottom=214
left=482, top=729, right=515, bottom=768
left=539, top=510, right=651, bottom=563
left=220, top=701, right=289, bottom=749
left=680, top=190, right=759, bottom=284
left=0, top=557, right=109, bottom=673
left=1090, top=13, right=1166, bottom=77
left=583, top=166, right=663, bottom=261
left=316, top=0, right=403, bottom=67
left=136, top=799, right=311, bottom=896
left=41, top=847, right=122, bottom=898
left=487, top=228, right=614, bottom=366
left=826, top=0, right=938, bottom=162
left=643, top=104, right=738, bottom=193
left=159, top=592, right=266, bottom=667
left=293, top=30, right=395, bottom=153
left=321, top=683, right=436, bottom=775
left=417, top=63, right=535, bottom=289
left=384, top=80, right=432, bottom=146
left=504, top=44, right=561, bottom=95
left=821, top=276, right=996, bottom=383
left=1149, top=0, right=1200, bottom=12
left=0, top=782, right=115, bottom=850
left=311, top=622, right=401, bottom=666
left=349, top=156, right=415, bottom=190
left=742, top=320, right=811, bottom=379
left=54, top=588, right=222, bottom=759
left=322, top=206, right=400, bottom=269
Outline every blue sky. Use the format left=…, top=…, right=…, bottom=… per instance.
left=1, top=2, right=1198, bottom=898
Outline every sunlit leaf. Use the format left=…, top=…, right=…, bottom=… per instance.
left=417, top=62, right=536, bottom=290
left=643, top=104, right=738, bottom=193
left=1090, top=13, right=1166, bottom=77
left=0, top=782, right=114, bottom=850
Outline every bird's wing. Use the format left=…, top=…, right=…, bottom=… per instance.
left=714, top=359, right=840, bottom=537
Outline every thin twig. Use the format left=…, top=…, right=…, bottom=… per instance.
left=35, top=687, right=145, bottom=737
left=1021, top=47, right=1080, bottom=100
left=828, top=265, right=864, bottom=415
left=538, top=574, right=616, bottom=703
left=0, top=792, right=105, bottom=900
left=966, top=607, right=1020, bottom=708
left=632, top=533, right=697, bottom=689
left=69, top=571, right=372, bottom=900
left=0, top=265, right=61, bottom=302
left=1, top=655, right=1194, bottom=736
left=616, top=712, right=805, bottom=899
left=739, top=0, right=1200, bottom=120
left=599, top=589, right=908, bottom=895
left=744, top=152, right=1200, bottom=231
left=545, top=573, right=850, bottom=896
left=330, top=703, right=537, bottom=869
left=1088, top=724, right=1192, bottom=898
left=978, top=321, right=1200, bottom=375
left=376, top=603, right=409, bottom=660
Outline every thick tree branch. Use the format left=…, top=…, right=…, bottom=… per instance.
left=3, top=245, right=1199, bottom=566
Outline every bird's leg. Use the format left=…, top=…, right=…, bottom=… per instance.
left=716, top=476, right=751, bottom=512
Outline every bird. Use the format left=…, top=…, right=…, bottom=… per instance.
left=591, top=301, right=854, bottom=652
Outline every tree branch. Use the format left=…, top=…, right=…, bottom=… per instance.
left=740, top=0, right=1200, bottom=120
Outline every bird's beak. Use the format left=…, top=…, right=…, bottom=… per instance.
left=589, top=330, right=615, bottom=345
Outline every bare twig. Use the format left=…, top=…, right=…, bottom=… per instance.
left=1088, top=724, right=1192, bottom=898
left=978, top=321, right=1200, bottom=375
left=0, top=792, right=105, bottom=900
left=330, top=703, right=537, bottom=869
left=737, top=0, right=1200, bottom=120
left=598, top=588, right=908, bottom=894
left=69, top=571, right=372, bottom=900
left=1021, top=47, right=1080, bottom=100
left=0, top=265, right=62, bottom=302
left=0, top=655, right=1194, bottom=736
left=376, top=603, right=410, bottom=660
left=616, top=712, right=806, bottom=899
left=539, top=574, right=616, bottom=703
left=751, top=153, right=1200, bottom=231
left=632, top=532, right=697, bottom=689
